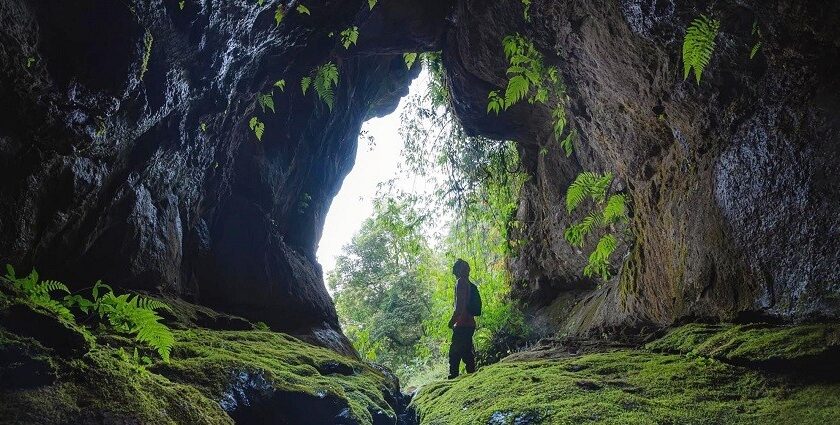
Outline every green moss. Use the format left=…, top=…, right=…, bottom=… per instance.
left=645, top=322, right=840, bottom=363
left=412, top=349, right=840, bottom=424
left=1, top=328, right=395, bottom=424
left=154, top=329, right=395, bottom=424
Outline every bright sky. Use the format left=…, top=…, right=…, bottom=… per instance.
left=316, top=70, right=430, bottom=274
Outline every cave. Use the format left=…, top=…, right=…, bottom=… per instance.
left=1, top=0, right=838, bottom=423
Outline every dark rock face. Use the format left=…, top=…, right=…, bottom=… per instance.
left=0, top=0, right=448, bottom=353
left=440, top=0, right=840, bottom=334
left=0, top=0, right=837, bottom=353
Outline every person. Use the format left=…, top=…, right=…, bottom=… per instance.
left=447, top=258, right=476, bottom=379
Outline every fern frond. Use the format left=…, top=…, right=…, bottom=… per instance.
left=564, top=212, right=603, bottom=247
left=340, top=26, right=359, bottom=49
left=590, top=172, right=613, bottom=203
left=565, top=172, right=598, bottom=213
left=504, top=75, right=530, bottom=108
left=249, top=117, right=265, bottom=141
left=560, top=130, right=576, bottom=158
left=314, top=62, right=339, bottom=110
left=403, top=53, right=418, bottom=69
left=583, top=234, right=618, bottom=280
left=134, top=295, right=172, bottom=312
left=682, top=15, right=720, bottom=84
left=258, top=93, right=275, bottom=114
left=274, top=4, right=284, bottom=26
left=39, top=280, right=70, bottom=294
left=603, top=194, right=627, bottom=224
left=300, top=76, right=312, bottom=95
left=5, top=264, right=15, bottom=280
left=127, top=307, right=174, bottom=362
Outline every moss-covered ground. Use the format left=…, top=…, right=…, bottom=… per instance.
left=0, top=296, right=396, bottom=425
left=413, top=324, right=840, bottom=425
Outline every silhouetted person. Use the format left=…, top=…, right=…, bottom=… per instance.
left=448, top=259, right=476, bottom=379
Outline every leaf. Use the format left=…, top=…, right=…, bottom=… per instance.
left=603, top=194, right=627, bottom=224
left=565, top=172, right=598, bottom=213
left=340, top=26, right=359, bottom=49
left=504, top=75, right=529, bottom=108
left=750, top=41, right=762, bottom=59
left=368, top=0, right=377, bottom=10
left=403, top=53, right=418, bottom=70
left=590, top=172, right=613, bottom=203
left=560, top=130, right=576, bottom=157
left=584, top=234, right=618, bottom=280
left=258, top=93, right=275, bottom=113
left=552, top=105, right=566, bottom=139
left=179, top=1, right=185, bottom=10
left=249, top=117, right=265, bottom=141
left=257, top=0, right=264, bottom=6
left=274, top=4, right=284, bottom=26
left=296, top=4, right=310, bottom=15
left=274, top=79, right=286, bottom=91
left=564, top=212, right=602, bottom=247
left=314, top=62, right=339, bottom=110
left=487, top=90, right=503, bottom=115
left=682, top=15, right=720, bottom=84
left=200, top=122, right=207, bottom=132
left=5, top=264, right=14, bottom=279
left=300, top=76, right=311, bottom=95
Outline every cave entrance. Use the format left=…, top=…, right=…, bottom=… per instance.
left=318, top=61, right=526, bottom=388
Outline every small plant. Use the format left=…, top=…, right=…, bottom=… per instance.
left=258, top=92, right=275, bottom=113
left=750, top=21, right=762, bottom=59
left=403, top=53, right=418, bottom=69
left=301, top=62, right=340, bottom=110
left=368, top=0, right=377, bottom=10
left=3, top=265, right=73, bottom=321
left=682, top=15, right=720, bottom=84
left=560, top=130, right=576, bottom=158
left=340, top=26, right=359, bottom=49
left=274, top=79, right=286, bottom=91
left=563, top=172, right=628, bottom=280
left=26, top=57, right=35, bottom=68
left=140, top=30, right=154, bottom=81
left=520, top=0, right=531, bottom=21
left=296, top=4, right=310, bottom=15
left=274, top=4, right=284, bottom=26
left=249, top=117, right=265, bottom=141
left=178, top=1, right=185, bottom=10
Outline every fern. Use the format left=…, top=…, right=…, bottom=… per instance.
left=300, top=76, right=312, bottom=95
left=340, top=26, right=359, bottom=49
left=682, top=15, right=720, bottom=84
left=313, top=62, right=339, bottom=110
left=584, top=234, right=617, bottom=280
left=403, top=53, right=418, bottom=70
left=590, top=172, right=613, bottom=203
left=296, top=4, right=310, bottom=15
left=274, top=4, right=284, bottom=26
left=258, top=93, right=275, bottom=113
left=603, top=194, right=627, bottom=224
left=565, top=172, right=598, bottom=213
left=2, top=266, right=73, bottom=321
left=552, top=104, right=566, bottom=139
left=487, top=90, right=504, bottom=115
left=520, top=0, right=531, bottom=21
left=368, top=0, right=377, bottom=9
left=93, top=290, right=174, bottom=362
left=750, top=21, right=762, bottom=60
left=274, top=79, right=286, bottom=91
left=249, top=117, right=265, bottom=141
left=140, top=30, right=153, bottom=81
left=564, top=212, right=602, bottom=247
left=560, top=130, right=576, bottom=157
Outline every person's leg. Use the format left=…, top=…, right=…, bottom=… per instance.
left=448, top=328, right=462, bottom=379
left=464, top=327, right=476, bottom=373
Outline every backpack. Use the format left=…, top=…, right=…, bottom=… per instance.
left=468, top=282, right=482, bottom=316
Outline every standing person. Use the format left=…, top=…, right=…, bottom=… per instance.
left=447, top=259, right=477, bottom=379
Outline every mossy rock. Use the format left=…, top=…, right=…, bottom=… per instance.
left=0, top=328, right=398, bottom=424
left=412, top=349, right=840, bottom=424
left=645, top=322, right=840, bottom=368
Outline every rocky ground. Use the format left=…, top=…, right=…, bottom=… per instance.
left=413, top=323, right=840, bottom=424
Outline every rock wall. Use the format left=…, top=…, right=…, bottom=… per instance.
left=0, top=0, right=837, bottom=353
left=0, top=0, right=447, bottom=353
left=441, top=0, right=840, bottom=335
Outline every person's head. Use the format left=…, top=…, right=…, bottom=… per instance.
left=452, top=259, right=470, bottom=279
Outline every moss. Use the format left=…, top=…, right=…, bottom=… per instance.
left=645, top=322, right=840, bottom=363
left=412, top=349, right=840, bottom=424
left=1, top=328, right=395, bottom=424
left=155, top=329, right=394, bottom=424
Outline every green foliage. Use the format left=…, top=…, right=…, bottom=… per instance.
left=295, top=4, right=310, bottom=15
left=368, top=0, right=377, bottom=10
left=248, top=116, right=265, bottom=141
left=682, top=15, right=720, bottom=84
left=258, top=92, right=275, bottom=113
left=403, top=52, right=418, bottom=69
left=26, top=57, right=35, bottom=68
left=178, top=1, right=185, bottom=10
left=199, top=122, right=207, bottom=132
left=560, top=129, right=576, bottom=157
left=300, top=76, right=311, bottom=95
left=2, top=265, right=73, bottom=321
left=274, top=4, right=284, bottom=26
left=520, top=0, right=532, bottom=21
left=500, top=34, right=554, bottom=107
left=340, top=26, right=359, bottom=49
left=750, top=21, right=762, bottom=60
left=91, top=286, right=174, bottom=362
left=274, top=78, right=286, bottom=91
left=487, top=90, right=504, bottom=114
left=313, top=61, right=339, bottom=110
left=140, top=30, right=154, bottom=81
left=563, top=172, right=627, bottom=280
